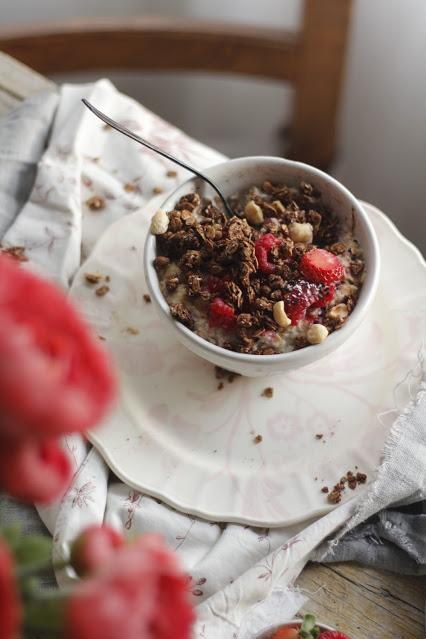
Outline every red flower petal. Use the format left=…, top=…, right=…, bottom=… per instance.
left=0, top=539, right=22, bottom=639
left=0, top=255, right=115, bottom=439
left=66, top=534, right=194, bottom=639
left=0, top=437, right=72, bottom=503
left=71, top=525, right=125, bottom=577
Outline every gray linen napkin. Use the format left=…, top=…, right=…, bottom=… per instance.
left=320, top=503, right=426, bottom=575
left=314, top=375, right=426, bottom=576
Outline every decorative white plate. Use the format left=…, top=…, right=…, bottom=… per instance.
left=70, top=202, right=426, bottom=527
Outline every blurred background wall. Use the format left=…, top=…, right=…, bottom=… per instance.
left=2, top=0, right=426, bottom=253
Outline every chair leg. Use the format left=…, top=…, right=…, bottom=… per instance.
left=288, top=0, right=353, bottom=170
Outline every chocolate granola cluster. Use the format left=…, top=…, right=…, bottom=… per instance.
left=152, top=181, right=364, bottom=355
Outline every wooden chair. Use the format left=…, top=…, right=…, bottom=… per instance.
left=0, top=0, right=352, bottom=168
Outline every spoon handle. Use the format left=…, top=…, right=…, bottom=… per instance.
left=81, top=99, right=233, bottom=218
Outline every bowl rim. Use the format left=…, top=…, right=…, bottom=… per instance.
left=144, top=155, right=380, bottom=367
left=252, top=618, right=338, bottom=638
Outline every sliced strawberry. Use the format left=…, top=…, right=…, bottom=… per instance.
left=255, top=245, right=274, bottom=274
left=255, top=233, right=281, bottom=274
left=207, top=275, right=231, bottom=294
left=208, top=297, right=236, bottom=330
left=300, top=248, right=344, bottom=285
left=271, top=627, right=299, bottom=639
left=311, top=283, right=336, bottom=308
left=259, top=233, right=281, bottom=251
left=271, top=614, right=324, bottom=639
left=255, top=245, right=273, bottom=274
left=319, top=632, right=351, bottom=639
left=284, top=280, right=320, bottom=324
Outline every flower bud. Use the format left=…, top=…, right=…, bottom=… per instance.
left=70, top=525, right=124, bottom=577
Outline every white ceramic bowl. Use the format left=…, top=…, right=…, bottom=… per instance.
left=252, top=619, right=340, bottom=639
left=144, top=156, right=380, bottom=377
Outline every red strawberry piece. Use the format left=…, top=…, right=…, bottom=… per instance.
left=304, top=283, right=336, bottom=322
left=255, top=245, right=274, bottom=274
left=300, top=248, right=344, bottom=285
left=0, top=254, right=116, bottom=440
left=0, top=437, right=71, bottom=503
left=311, top=283, right=336, bottom=308
left=255, top=233, right=281, bottom=274
left=319, top=632, right=351, bottom=639
left=284, top=280, right=320, bottom=324
left=271, top=626, right=299, bottom=639
left=207, top=275, right=231, bottom=294
left=259, top=233, right=281, bottom=251
left=305, top=308, right=318, bottom=323
left=209, top=297, right=236, bottom=330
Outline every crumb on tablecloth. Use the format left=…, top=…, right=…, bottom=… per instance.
left=85, top=272, right=103, bottom=284
left=86, top=195, right=105, bottom=211
left=261, top=387, right=274, bottom=398
left=0, top=245, right=28, bottom=262
left=143, top=294, right=152, bottom=304
left=253, top=434, right=263, bottom=444
left=325, top=469, right=368, bottom=504
left=124, top=326, right=139, bottom=335
left=95, top=285, right=110, bottom=297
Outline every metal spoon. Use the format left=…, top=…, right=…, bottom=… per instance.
left=82, top=99, right=233, bottom=218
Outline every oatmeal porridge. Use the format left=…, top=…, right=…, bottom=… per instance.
left=150, top=180, right=365, bottom=355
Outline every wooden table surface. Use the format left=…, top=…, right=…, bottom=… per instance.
left=0, top=50, right=424, bottom=639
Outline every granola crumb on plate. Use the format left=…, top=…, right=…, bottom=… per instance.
left=95, top=285, right=110, bottom=297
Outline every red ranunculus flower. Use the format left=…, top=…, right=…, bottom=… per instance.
left=66, top=534, right=194, bottom=639
left=0, top=539, right=22, bottom=639
left=0, top=437, right=72, bottom=503
left=70, top=525, right=125, bottom=577
left=0, top=255, right=115, bottom=440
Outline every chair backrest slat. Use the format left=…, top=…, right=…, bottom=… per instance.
left=0, top=2, right=353, bottom=168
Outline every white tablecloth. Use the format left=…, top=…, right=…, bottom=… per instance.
left=1, top=80, right=424, bottom=638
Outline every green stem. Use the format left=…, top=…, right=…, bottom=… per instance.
left=17, top=558, right=69, bottom=579
left=23, top=594, right=67, bottom=634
